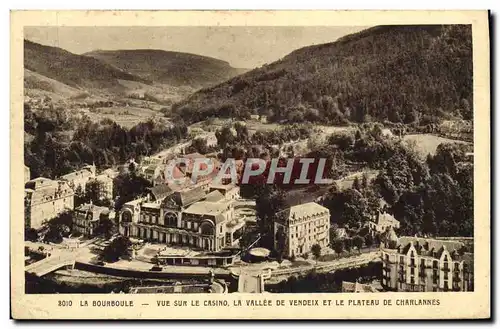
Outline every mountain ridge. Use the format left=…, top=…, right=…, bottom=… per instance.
left=84, top=48, right=247, bottom=88
left=172, top=25, right=473, bottom=125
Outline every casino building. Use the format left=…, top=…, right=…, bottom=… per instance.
left=118, top=184, right=245, bottom=252
left=380, top=228, right=474, bottom=292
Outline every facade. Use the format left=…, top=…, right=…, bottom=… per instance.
left=73, top=203, right=111, bottom=236
left=381, top=229, right=474, bottom=292
left=24, top=178, right=75, bottom=229
left=141, top=164, right=166, bottom=185
left=195, top=132, right=218, bottom=148
left=274, top=202, right=330, bottom=258
left=118, top=185, right=245, bottom=252
left=368, top=211, right=400, bottom=234
left=60, top=164, right=96, bottom=191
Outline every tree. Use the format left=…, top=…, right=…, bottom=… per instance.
left=25, top=228, right=38, bottom=242
left=190, top=138, right=209, bottom=154
left=74, top=185, right=86, bottom=207
left=352, top=235, right=365, bottom=252
left=95, top=215, right=115, bottom=239
left=365, top=234, right=374, bottom=248
left=311, top=243, right=322, bottom=261
left=361, top=173, right=369, bottom=189
left=275, top=226, right=287, bottom=258
left=42, top=210, right=74, bottom=243
left=344, top=238, right=353, bottom=252
left=234, top=122, right=249, bottom=143
left=352, top=176, right=361, bottom=191
left=85, top=179, right=105, bottom=205
left=255, top=186, right=286, bottom=248
left=101, top=236, right=132, bottom=262
left=333, top=239, right=344, bottom=255
left=215, top=126, right=236, bottom=149
left=113, top=172, right=152, bottom=211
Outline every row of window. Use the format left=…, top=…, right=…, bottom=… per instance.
left=289, top=214, right=328, bottom=226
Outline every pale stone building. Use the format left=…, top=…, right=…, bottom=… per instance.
left=274, top=202, right=330, bottom=258
left=380, top=228, right=474, bottom=292
left=60, top=164, right=96, bottom=191
left=24, top=177, right=75, bottom=229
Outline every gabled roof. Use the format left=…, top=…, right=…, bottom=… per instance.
left=76, top=203, right=110, bottom=221
left=205, top=190, right=225, bottom=203
left=165, top=186, right=206, bottom=208
left=149, top=183, right=173, bottom=201
left=61, top=166, right=95, bottom=181
left=281, top=202, right=329, bottom=220
left=398, top=237, right=465, bottom=258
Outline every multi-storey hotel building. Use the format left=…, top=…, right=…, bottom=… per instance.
left=381, top=228, right=474, bottom=292
left=25, top=177, right=75, bottom=229
left=274, top=202, right=330, bottom=258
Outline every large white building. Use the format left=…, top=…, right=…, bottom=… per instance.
left=274, top=202, right=330, bottom=258
left=118, top=185, right=245, bottom=252
left=60, top=164, right=96, bottom=191
left=24, top=178, right=75, bottom=229
left=381, top=228, right=474, bottom=292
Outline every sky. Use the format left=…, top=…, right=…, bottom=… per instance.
left=24, top=26, right=368, bottom=68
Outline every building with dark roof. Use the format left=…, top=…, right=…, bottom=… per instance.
left=73, top=203, right=112, bottom=236
left=148, top=183, right=174, bottom=201
left=381, top=229, right=474, bottom=292
left=118, top=185, right=245, bottom=252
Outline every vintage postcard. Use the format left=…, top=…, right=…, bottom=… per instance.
left=11, top=10, right=490, bottom=320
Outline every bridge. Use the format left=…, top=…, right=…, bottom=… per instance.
left=25, top=254, right=76, bottom=277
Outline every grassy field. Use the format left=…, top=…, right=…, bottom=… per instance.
left=403, top=134, right=471, bottom=157
left=82, top=106, right=161, bottom=129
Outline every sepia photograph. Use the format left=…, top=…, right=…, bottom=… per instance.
left=10, top=10, right=490, bottom=319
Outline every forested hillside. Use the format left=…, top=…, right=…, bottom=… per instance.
left=173, top=25, right=472, bottom=125
left=85, top=49, right=247, bottom=88
left=24, top=40, right=145, bottom=91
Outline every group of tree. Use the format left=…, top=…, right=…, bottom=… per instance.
left=330, top=234, right=378, bottom=256
left=100, top=236, right=132, bottom=262
left=215, top=122, right=313, bottom=153
left=113, top=170, right=152, bottom=211
left=374, top=142, right=473, bottom=237
left=267, top=262, right=381, bottom=293
left=39, top=210, right=74, bottom=243
left=72, top=180, right=112, bottom=208
left=24, top=103, right=188, bottom=179
left=173, top=25, right=472, bottom=126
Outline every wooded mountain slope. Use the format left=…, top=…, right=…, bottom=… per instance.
left=24, top=40, right=145, bottom=91
left=173, top=25, right=473, bottom=125
left=84, top=49, right=246, bottom=87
